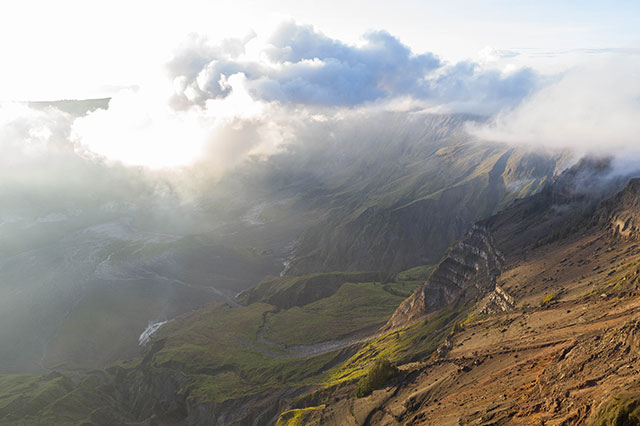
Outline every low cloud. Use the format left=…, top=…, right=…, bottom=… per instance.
left=0, top=103, right=163, bottom=217
left=65, top=21, right=544, bottom=173
left=469, top=55, right=640, bottom=165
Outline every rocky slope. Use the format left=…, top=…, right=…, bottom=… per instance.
left=271, top=164, right=640, bottom=425
left=596, top=177, right=640, bottom=240
left=384, top=224, right=505, bottom=330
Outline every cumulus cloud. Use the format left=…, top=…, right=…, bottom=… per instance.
left=66, top=21, right=546, bottom=173
left=469, top=55, right=640, bottom=163
left=168, top=21, right=541, bottom=112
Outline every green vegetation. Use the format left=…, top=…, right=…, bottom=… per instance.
left=150, top=302, right=341, bottom=402
left=236, top=271, right=381, bottom=308
left=540, top=292, right=559, bottom=307
left=326, top=300, right=472, bottom=386
left=464, top=312, right=485, bottom=327
left=0, top=256, right=461, bottom=423
left=276, top=405, right=325, bottom=426
left=264, top=281, right=419, bottom=345
left=395, top=265, right=435, bottom=282
left=149, top=270, right=426, bottom=402
left=354, top=358, right=398, bottom=398
left=0, top=373, right=124, bottom=426
left=590, top=392, right=640, bottom=426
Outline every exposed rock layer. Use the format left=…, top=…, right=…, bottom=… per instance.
left=385, top=224, right=504, bottom=330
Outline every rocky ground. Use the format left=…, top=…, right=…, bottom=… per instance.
left=278, top=175, right=640, bottom=426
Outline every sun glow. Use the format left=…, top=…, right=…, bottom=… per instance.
left=71, top=73, right=266, bottom=169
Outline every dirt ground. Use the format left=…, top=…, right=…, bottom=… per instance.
left=300, top=230, right=640, bottom=425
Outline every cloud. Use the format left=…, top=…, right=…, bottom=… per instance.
left=66, top=21, right=546, bottom=171
left=168, top=21, right=541, bottom=112
left=477, top=46, right=520, bottom=63
left=428, top=61, right=539, bottom=114
left=0, top=103, right=167, bottom=217
left=72, top=72, right=289, bottom=175
left=468, top=55, right=640, bottom=164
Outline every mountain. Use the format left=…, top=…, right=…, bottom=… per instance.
left=0, top=111, right=562, bottom=373
left=5, top=157, right=639, bottom=425
left=7, top=106, right=636, bottom=425
left=27, top=98, right=111, bottom=116
left=269, top=160, right=640, bottom=425
left=282, top=113, right=561, bottom=274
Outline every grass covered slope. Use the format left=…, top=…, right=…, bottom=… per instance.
left=142, top=267, right=431, bottom=405
left=150, top=302, right=339, bottom=402
left=0, top=264, right=436, bottom=426
left=263, top=280, right=422, bottom=345
left=0, top=372, right=131, bottom=426
left=235, top=271, right=382, bottom=308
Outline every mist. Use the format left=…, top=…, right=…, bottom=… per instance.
left=469, top=55, right=640, bottom=164
left=1, top=20, right=637, bottom=374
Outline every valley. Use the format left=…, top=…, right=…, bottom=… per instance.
left=3, top=4, right=639, bottom=424
left=1, top=113, right=637, bottom=426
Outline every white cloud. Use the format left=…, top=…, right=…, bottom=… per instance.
left=72, top=73, right=278, bottom=170
left=469, top=55, right=640, bottom=161
left=67, top=22, right=545, bottom=169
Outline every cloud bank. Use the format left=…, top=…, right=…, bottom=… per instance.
left=469, top=55, right=640, bottom=164
left=168, top=21, right=540, bottom=112
left=61, top=21, right=544, bottom=171
left=13, top=20, right=638, bottom=182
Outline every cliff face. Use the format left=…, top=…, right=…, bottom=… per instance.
left=385, top=224, right=504, bottom=330
left=596, top=178, right=640, bottom=240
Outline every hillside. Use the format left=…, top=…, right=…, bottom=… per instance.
left=281, top=113, right=561, bottom=274
left=0, top=111, right=563, bottom=374
left=4, top=158, right=637, bottom=425
left=0, top=266, right=438, bottom=425
left=2, top=104, right=629, bottom=425
left=273, top=161, right=640, bottom=425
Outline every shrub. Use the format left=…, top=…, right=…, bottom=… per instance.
left=540, top=293, right=558, bottom=307
left=354, top=358, right=398, bottom=398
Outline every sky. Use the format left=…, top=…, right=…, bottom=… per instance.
left=2, top=0, right=638, bottom=101
left=1, top=0, right=639, bottom=169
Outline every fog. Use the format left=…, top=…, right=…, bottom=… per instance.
left=469, top=55, right=640, bottom=165
left=1, top=21, right=637, bottom=373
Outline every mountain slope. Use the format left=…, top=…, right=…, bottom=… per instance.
left=276, top=162, right=640, bottom=425
left=0, top=111, right=562, bottom=373
left=271, top=113, right=561, bottom=274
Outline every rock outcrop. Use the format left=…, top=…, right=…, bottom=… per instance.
left=384, top=224, right=504, bottom=330
left=596, top=178, right=640, bottom=240
left=479, top=284, right=516, bottom=315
